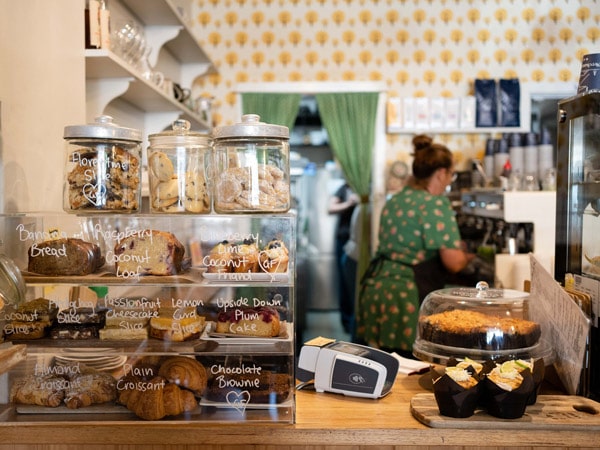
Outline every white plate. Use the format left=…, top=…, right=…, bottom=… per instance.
left=202, top=272, right=288, bottom=283
left=61, top=347, right=114, bottom=354
left=55, top=355, right=127, bottom=372
left=201, top=321, right=292, bottom=343
left=92, top=355, right=128, bottom=371
left=55, top=354, right=117, bottom=363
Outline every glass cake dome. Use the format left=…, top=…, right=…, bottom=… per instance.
left=412, top=282, right=553, bottom=364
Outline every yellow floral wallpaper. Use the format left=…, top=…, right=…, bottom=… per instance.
left=189, top=0, right=599, bottom=169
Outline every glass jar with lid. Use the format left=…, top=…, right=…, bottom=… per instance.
left=212, top=114, right=290, bottom=213
left=63, top=115, right=142, bottom=213
left=148, top=119, right=212, bottom=214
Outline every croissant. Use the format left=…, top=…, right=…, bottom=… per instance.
left=120, top=376, right=198, bottom=421
left=64, top=372, right=117, bottom=409
left=10, top=374, right=65, bottom=407
left=158, top=356, right=207, bottom=395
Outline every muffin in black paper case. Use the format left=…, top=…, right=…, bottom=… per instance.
left=482, top=361, right=534, bottom=419
left=431, top=365, right=481, bottom=418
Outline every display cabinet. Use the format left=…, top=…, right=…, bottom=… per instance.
left=0, top=213, right=295, bottom=423
left=555, top=91, right=600, bottom=401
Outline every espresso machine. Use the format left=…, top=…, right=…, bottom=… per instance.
left=554, top=91, right=600, bottom=400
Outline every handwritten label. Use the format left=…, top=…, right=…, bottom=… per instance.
left=70, top=152, right=110, bottom=206
left=116, top=364, right=164, bottom=392
left=32, top=362, right=83, bottom=391
left=199, top=228, right=259, bottom=244
left=215, top=295, right=282, bottom=312
left=57, top=304, right=101, bottom=324
left=209, top=363, right=264, bottom=413
left=16, top=224, right=68, bottom=242
left=226, top=390, right=250, bottom=413
left=210, top=363, right=261, bottom=387
left=103, top=296, right=160, bottom=328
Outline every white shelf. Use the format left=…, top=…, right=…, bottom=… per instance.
left=86, top=0, right=216, bottom=132
left=120, top=0, right=215, bottom=72
left=387, top=127, right=530, bottom=135
left=85, top=49, right=209, bottom=129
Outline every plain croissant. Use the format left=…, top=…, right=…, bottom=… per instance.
left=158, top=356, right=207, bottom=395
left=120, top=376, right=198, bottom=420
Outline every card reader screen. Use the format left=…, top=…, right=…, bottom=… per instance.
left=329, top=342, right=370, bottom=357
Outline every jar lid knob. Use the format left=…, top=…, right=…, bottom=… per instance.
left=476, top=281, right=489, bottom=298
left=95, top=115, right=114, bottom=125
left=172, top=119, right=191, bottom=133
left=242, top=114, right=261, bottom=124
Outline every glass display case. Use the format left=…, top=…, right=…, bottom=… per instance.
left=0, top=213, right=295, bottom=423
left=412, top=282, right=552, bottom=364
left=555, top=91, right=600, bottom=400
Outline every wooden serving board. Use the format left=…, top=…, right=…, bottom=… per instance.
left=411, top=393, right=600, bottom=430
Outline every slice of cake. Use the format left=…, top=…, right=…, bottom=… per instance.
left=215, top=306, right=280, bottom=337
left=113, top=230, right=185, bottom=276
left=149, top=306, right=205, bottom=342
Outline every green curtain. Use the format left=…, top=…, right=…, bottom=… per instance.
left=315, top=92, right=379, bottom=311
left=241, top=92, right=302, bottom=130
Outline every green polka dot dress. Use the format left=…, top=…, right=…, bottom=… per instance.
left=357, top=186, right=462, bottom=353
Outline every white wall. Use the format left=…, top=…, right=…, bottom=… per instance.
left=0, top=0, right=85, bottom=212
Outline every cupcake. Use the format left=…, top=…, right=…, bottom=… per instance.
left=432, top=366, right=481, bottom=418
left=234, top=238, right=259, bottom=273
left=483, top=360, right=534, bottom=419
left=206, top=240, right=235, bottom=273
left=455, top=357, right=484, bottom=376
left=497, top=358, right=545, bottom=405
left=259, top=239, right=289, bottom=273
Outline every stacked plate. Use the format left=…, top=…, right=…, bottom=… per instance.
left=54, top=348, right=127, bottom=372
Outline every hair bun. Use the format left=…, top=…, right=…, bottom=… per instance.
left=412, top=134, right=433, bottom=152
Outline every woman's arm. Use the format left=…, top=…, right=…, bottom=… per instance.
left=439, top=247, right=475, bottom=274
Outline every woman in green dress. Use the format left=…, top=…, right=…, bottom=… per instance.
left=357, top=135, right=474, bottom=358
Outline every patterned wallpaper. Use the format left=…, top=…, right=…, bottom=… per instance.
left=189, top=0, right=599, bottom=170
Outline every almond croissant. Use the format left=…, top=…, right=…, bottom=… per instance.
left=158, top=356, right=207, bottom=395
left=64, top=372, right=117, bottom=409
left=10, top=374, right=65, bottom=407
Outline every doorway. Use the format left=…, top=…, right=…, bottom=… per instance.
left=236, top=81, right=388, bottom=244
left=236, top=82, right=386, bottom=344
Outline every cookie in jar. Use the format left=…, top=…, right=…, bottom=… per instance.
left=63, top=115, right=142, bottom=213
left=148, top=119, right=212, bottom=214
left=212, top=114, right=290, bottom=213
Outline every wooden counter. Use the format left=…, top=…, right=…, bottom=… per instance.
left=0, top=372, right=597, bottom=450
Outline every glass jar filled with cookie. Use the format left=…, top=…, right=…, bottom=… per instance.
left=213, top=114, right=290, bottom=213
left=63, top=115, right=142, bottom=213
left=147, top=119, right=212, bottom=214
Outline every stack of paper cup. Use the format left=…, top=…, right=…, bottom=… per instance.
left=508, top=133, right=524, bottom=175
left=484, top=138, right=497, bottom=181
left=523, top=132, right=538, bottom=177
left=538, top=143, right=554, bottom=181
left=578, top=53, right=600, bottom=94
left=493, top=138, right=509, bottom=179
